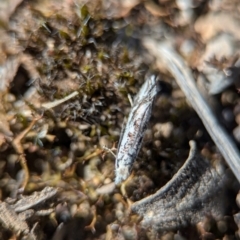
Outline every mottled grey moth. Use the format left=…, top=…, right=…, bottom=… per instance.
left=115, top=75, right=160, bottom=184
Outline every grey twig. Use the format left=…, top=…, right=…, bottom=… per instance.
left=143, top=39, right=240, bottom=183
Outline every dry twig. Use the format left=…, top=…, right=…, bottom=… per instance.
left=12, top=115, right=42, bottom=190
left=143, top=39, right=240, bottom=183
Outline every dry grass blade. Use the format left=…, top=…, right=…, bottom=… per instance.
left=143, top=39, right=240, bottom=183
left=41, top=91, right=79, bottom=109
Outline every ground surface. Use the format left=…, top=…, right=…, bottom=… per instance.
left=0, top=0, right=240, bottom=239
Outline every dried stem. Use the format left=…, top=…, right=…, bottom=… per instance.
left=12, top=115, right=42, bottom=190
left=143, top=38, right=240, bottom=183
left=41, top=91, right=79, bottom=109
left=84, top=206, right=97, bottom=233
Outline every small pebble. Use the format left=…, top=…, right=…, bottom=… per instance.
left=174, top=233, right=187, bottom=240
left=153, top=122, right=173, bottom=139
left=234, top=212, right=240, bottom=234
left=222, top=108, right=234, bottom=123
left=233, top=125, right=240, bottom=143
left=235, top=113, right=240, bottom=125
left=99, top=135, right=112, bottom=148
left=161, top=232, right=174, bottom=240
left=122, top=225, right=137, bottom=240
left=236, top=192, right=240, bottom=208
left=96, top=182, right=115, bottom=195
left=217, top=219, right=228, bottom=233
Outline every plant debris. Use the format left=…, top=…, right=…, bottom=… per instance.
left=131, top=141, right=229, bottom=231
left=0, top=186, right=58, bottom=238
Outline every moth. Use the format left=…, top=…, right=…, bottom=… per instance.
left=115, top=75, right=160, bottom=184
